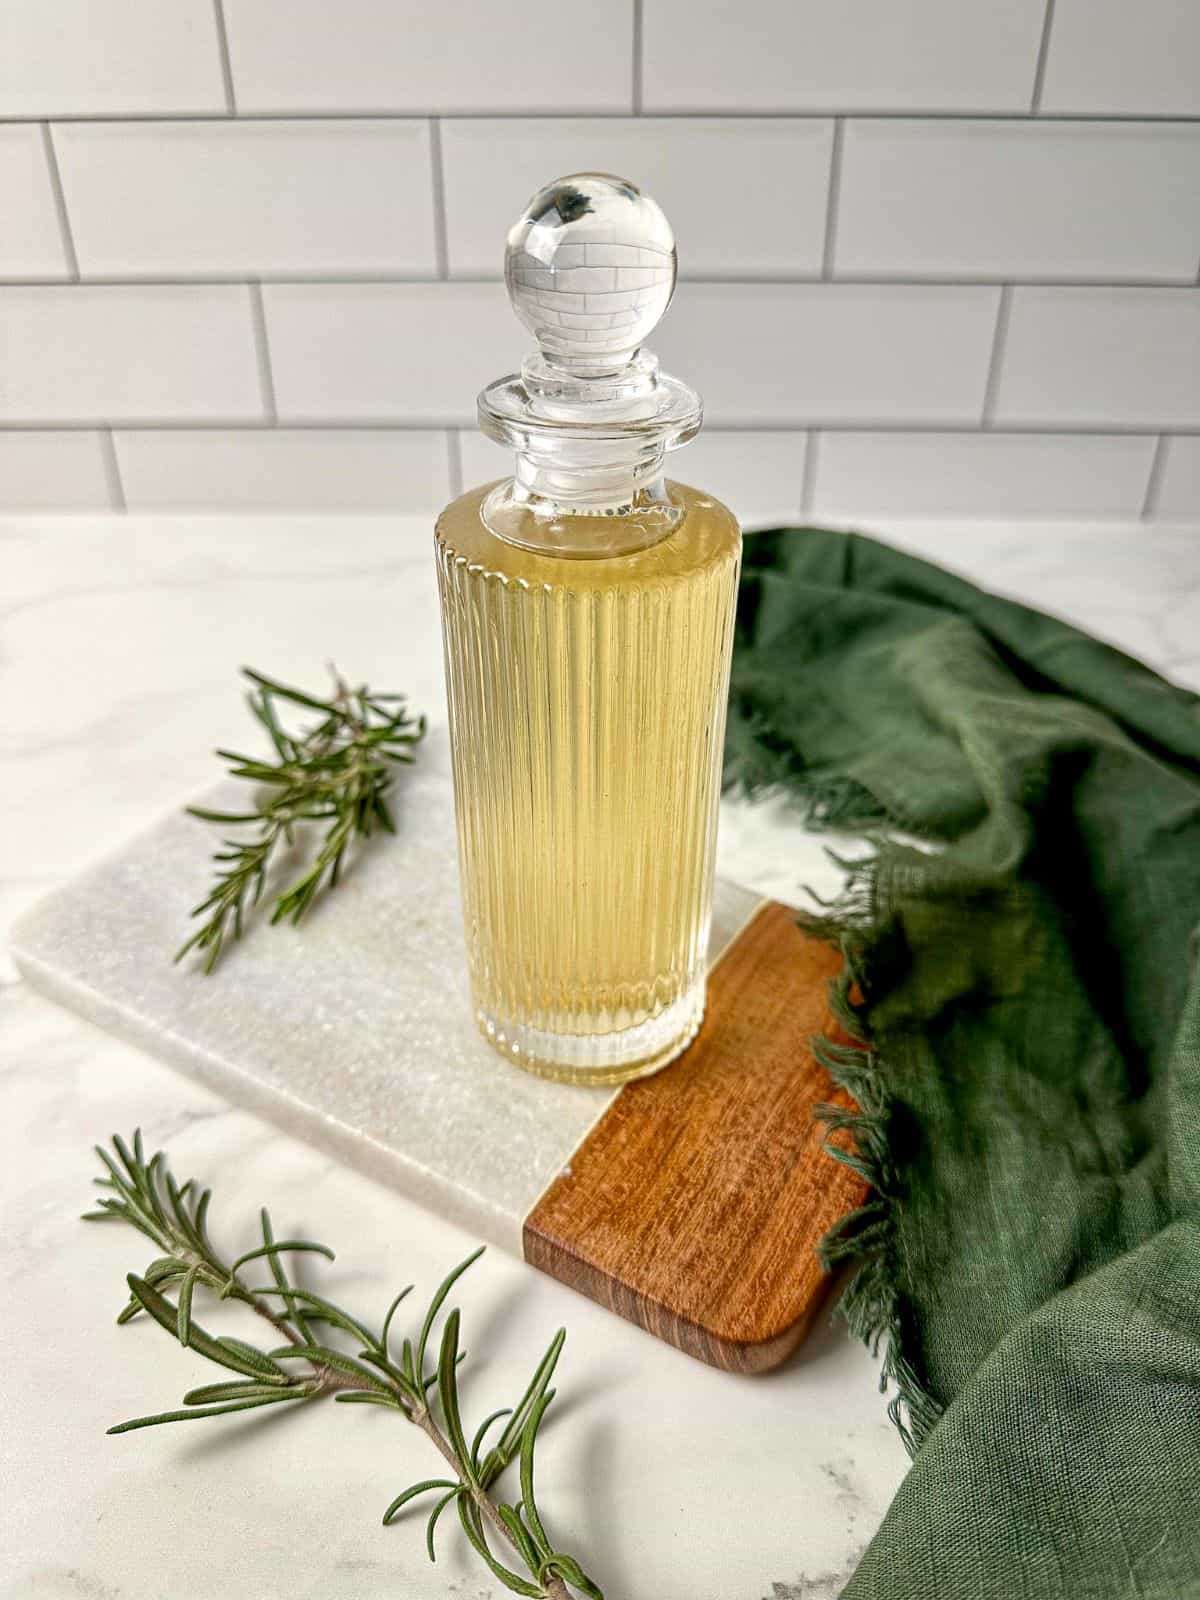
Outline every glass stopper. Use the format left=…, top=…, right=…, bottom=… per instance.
left=505, top=173, right=677, bottom=375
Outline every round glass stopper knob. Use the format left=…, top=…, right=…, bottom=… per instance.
left=505, top=174, right=677, bottom=374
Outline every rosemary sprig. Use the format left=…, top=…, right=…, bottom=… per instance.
left=84, top=1132, right=601, bottom=1600
left=177, top=666, right=424, bottom=972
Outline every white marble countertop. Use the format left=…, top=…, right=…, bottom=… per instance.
left=3, top=512, right=1197, bottom=1600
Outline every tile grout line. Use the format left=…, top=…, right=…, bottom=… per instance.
left=980, top=285, right=1013, bottom=426
left=428, top=118, right=450, bottom=279
left=3, top=109, right=1198, bottom=125
left=446, top=428, right=463, bottom=499
left=1140, top=435, right=1169, bottom=519
left=1029, top=0, right=1057, bottom=114
left=631, top=0, right=644, bottom=115
left=40, top=123, right=80, bottom=280
left=99, top=428, right=127, bottom=511
left=247, top=282, right=278, bottom=422
left=820, top=119, right=844, bottom=279
left=800, top=430, right=820, bottom=515
left=2, top=420, right=1197, bottom=438
left=211, top=0, right=238, bottom=114
left=2, top=271, right=1196, bottom=290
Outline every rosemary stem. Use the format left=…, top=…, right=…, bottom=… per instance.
left=92, top=1133, right=594, bottom=1599
left=178, top=666, right=424, bottom=972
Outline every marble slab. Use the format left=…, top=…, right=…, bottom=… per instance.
left=11, top=758, right=759, bottom=1257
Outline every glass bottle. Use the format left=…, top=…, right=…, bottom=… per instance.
left=435, top=174, right=741, bottom=1086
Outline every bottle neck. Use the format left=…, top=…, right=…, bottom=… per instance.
left=481, top=461, right=680, bottom=558
left=477, top=349, right=702, bottom=552
left=512, top=432, right=668, bottom=513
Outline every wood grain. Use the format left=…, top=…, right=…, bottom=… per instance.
left=523, top=902, right=869, bottom=1373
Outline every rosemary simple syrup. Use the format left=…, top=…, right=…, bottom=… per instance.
left=437, top=479, right=740, bottom=1084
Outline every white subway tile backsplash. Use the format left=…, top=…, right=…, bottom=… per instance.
left=0, top=126, right=69, bottom=279
left=0, top=286, right=263, bottom=422
left=0, top=430, right=113, bottom=508
left=115, top=428, right=450, bottom=511
left=642, top=0, right=1045, bottom=113
left=457, top=426, right=807, bottom=524
left=54, top=121, right=437, bottom=278
left=265, top=283, right=524, bottom=423
left=812, top=431, right=1157, bottom=517
left=835, top=121, right=1200, bottom=283
left=994, top=289, right=1200, bottom=428
left=1040, top=0, right=1200, bottom=116
left=653, top=284, right=999, bottom=425
left=1, top=3, right=1193, bottom=525
left=223, top=0, right=633, bottom=113
left=0, top=0, right=225, bottom=116
left=1154, top=437, right=1200, bottom=519
left=441, top=119, right=833, bottom=278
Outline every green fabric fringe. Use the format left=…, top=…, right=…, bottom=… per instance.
left=724, top=736, right=890, bottom=837
left=727, top=752, right=943, bottom=1451
left=795, top=831, right=944, bottom=1455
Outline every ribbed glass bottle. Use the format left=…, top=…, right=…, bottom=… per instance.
left=437, top=480, right=740, bottom=1084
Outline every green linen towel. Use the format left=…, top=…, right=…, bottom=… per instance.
left=726, top=528, right=1200, bottom=1600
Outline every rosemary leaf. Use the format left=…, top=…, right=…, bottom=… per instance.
left=380, top=1284, right=414, bottom=1356
left=183, top=1380, right=304, bottom=1406
left=227, top=1238, right=336, bottom=1277
left=520, top=1391, right=555, bottom=1553
left=436, top=1310, right=475, bottom=1480
left=382, top=1479, right=458, bottom=1526
left=500, top=1504, right=544, bottom=1574
left=471, top=1407, right=514, bottom=1473
left=333, top=1391, right=404, bottom=1410
left=426, top=1488, right=462, bottom=1562
left=259, top=1207, right=310, bottom=1344
left=416, top=1245, right=485, bottom=1385
left=176, top=1265, right=198, bottom=1347
left=267, top=1344, right=390, bottom=1391
left=108, top=1392, right=305, bottom=1433
left=457, top=1496, right=543, bottom=1598
left=480, top=1328, right=566, bottom=1488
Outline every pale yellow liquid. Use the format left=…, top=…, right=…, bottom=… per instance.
left=435, top=481, right=741, bottom=1084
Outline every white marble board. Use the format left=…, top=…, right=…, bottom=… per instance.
left=11, top=763, right=761, bottom=1258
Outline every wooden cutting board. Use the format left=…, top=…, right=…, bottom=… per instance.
left=12, top=767, right=866, bottom=1373
left=525, top=901, right=865, bottom=1371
